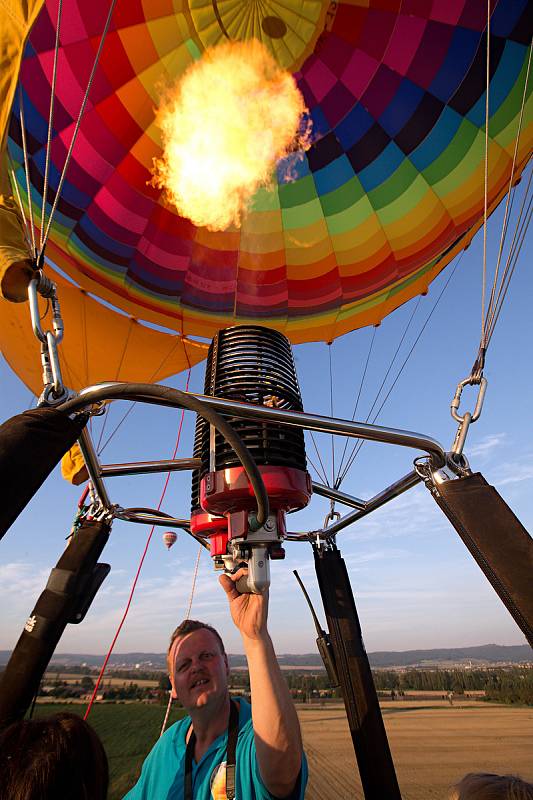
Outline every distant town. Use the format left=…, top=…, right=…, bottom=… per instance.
left=2, top=644, right=531, bottom=707
left=2, top=642, right=530, bottom=671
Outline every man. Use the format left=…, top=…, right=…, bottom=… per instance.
left=124, top=569, right=307, bottom=799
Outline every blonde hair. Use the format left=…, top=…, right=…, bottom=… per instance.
left=450, top=773, right=533, bottom=800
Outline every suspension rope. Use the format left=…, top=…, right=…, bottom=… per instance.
left=328, top=343, right=335, bottom=486
left=336, top=296, right=422, bottom=488
left=185, top=544, right=203, bottom=620
left=18, top=86, right=36, bottom=259
left=159, top=688, right=174, bottom=738
left=40, top=0, right=63, bottom=251
left=95, top=320, right=135, bottom=454
left=480, top=0, right=491, bottom=348
left=97, top=328, right=194, bottom=456
left=338, top=256, right=462, bottom=484
left=159, top=542, right=203, bottom=737
left=335, top=326, right=377, bottom=486
left=483, top=51, right=532, bottom=349
left=42, top=0, right=118, bottom=249
left=84, top=368, right=191, bottom=720
left=484, top=43, right=532, bottom=344
left=485, top=179, right=532, bottom=345
left=306, top=431, right=331, bottom=486
left=7, top=154, right=33, bottom=253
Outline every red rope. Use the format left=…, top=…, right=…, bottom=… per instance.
left=84, top=369, right=192, bottom=719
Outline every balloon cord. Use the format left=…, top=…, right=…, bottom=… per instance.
left=84, top=369, right=191, bottom=720
left=481, top=0, right=490, bottom=346
left=484, top=44, right=532, bottom=348
left=160, top=542, right=203, bottom=737
left=40, top=0, right=63, bottom=250
left=42, top=0, right=118, bottom=249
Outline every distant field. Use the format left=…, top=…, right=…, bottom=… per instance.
left=34, top=700, right=533, bottom=799
left=300, top=700, right=533, bottom=800
left=43, top=672, right=159, bottom=688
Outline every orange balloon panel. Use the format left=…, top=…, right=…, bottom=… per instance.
left=0, top=265, right=207, bottom=396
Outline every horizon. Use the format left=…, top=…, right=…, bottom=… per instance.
left=2, top=642, right=531, bottom=659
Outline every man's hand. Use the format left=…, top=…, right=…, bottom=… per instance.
left=219, top=569, right=268, bottom=641
left=219, top=569, right=304, bottom=798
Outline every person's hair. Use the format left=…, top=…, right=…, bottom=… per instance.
left=167, top=619, right=226, bottom=669
left=449, top=773, right=533, bottom=800
left=0, top=712, right=108, bottom=800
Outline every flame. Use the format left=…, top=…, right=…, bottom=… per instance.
left=152, top=40, right=311, bottom=231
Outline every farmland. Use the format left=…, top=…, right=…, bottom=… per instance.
left=33, top=698, right=533, bottom=799
left=300, top=699, right=533, bottom=799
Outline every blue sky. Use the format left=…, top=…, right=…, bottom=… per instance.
left=1, top=171, right=531, bottom=657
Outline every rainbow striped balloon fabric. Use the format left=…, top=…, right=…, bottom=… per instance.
left=9, top=0, right=532, bottom=344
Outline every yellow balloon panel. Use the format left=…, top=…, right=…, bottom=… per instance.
left=189, top=0, right=328, bottom=70
left=0, top=265, right=207, bottom=396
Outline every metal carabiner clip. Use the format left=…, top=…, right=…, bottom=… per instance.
left=450, top=375, right=488, bottom=458
left=323, top=501, right=341, bottom=530
left=451, top=376, right=488, bottom=424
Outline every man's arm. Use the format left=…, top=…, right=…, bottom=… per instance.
left=220, top=573, right=303, bottom=799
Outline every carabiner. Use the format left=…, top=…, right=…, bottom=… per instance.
left=323, top=500, right=341, bottom=530
left=450, top=376, right=488, bottom=424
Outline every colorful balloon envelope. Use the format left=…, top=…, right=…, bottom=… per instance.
left=6, top=0, right=532, bottom=351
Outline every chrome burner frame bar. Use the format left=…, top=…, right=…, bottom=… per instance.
left=66, top=381, right=450, bottom=539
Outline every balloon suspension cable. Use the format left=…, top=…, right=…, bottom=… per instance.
left=450, top=37, right=531, bottom=459
left=483, top=42, right=532, bottom=351
left=41, top=0, right=118, bottom=250
left=306, top=430, right=331, bottom=487
left=480, top=0, right=491, bottom=348
left=336, top=296, right=421, bottom=489
left=335, top=326, right=376, bottom=488
left=328, top=343, right=335, bottom=486
left=84, top=372, right=191, bottom=721
left=485, top=172, right=532, bottom=347
left=338, top=256, right=462, bottom=487
left=40, top=0, right=63, bottom=251
left=95, top=322, right=135, bottom=455
left=8, top=158, right=34, bottom=256
left=482, top=158, right=533, bottom=355
left=160, top=541, right=203, bottom=737
left=18, top=86, right=36, bottom=260
left=96, top=328, right=194, bottom=457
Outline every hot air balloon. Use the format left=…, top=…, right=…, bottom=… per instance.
left=163, top=530, right=177, bottom=550
left=0, top=0, right=530, bottom=386
left=0, top=2, right=532, bottom=797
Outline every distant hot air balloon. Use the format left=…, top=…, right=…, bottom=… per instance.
left=163, top=531, right=177, bottom=551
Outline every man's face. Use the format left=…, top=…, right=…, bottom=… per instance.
left=169, top=629, right=229, bottom=712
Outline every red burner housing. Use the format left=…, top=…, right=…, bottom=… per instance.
left=200, top=465, right=312, bottom=517
left=190, top=511, right=228, bottom=556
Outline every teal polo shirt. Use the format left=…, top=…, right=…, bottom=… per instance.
left=123, top=698, right=307, bottom=800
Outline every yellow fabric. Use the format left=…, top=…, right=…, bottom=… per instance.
left=0, top=0, right=44, bottom=301
left=0, top=0, right=44, bottom=148
left=0, top=152, right=34, bottom=302
left=0, top=1, right=208, bottom=484
left=0, top=262, right=207, bottom=395
left=61, top=442, right=89, bottom=486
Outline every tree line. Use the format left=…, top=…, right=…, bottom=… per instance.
left=3, top=665, right=529, bottom=705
